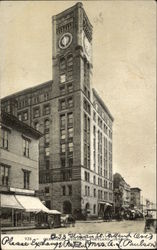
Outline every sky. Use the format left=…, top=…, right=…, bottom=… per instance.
left=0, top=1, right=156, bottom=203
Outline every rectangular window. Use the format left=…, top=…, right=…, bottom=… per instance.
left=43, top=104, right=50, bottom=115
left=46, top=160, right=50, bottom=169
left=93, top=176, right=96, bottom=184
left=88, top=187, right=90, bottom=196
left=61, top=144, right=65, bottom=153
left=67, top=55, right=73, bottom=67
left=104, top=191, right=108, bottom=200
left=45, top=187, right=49, bottom=193
left=23, top=111, right=28, bottom=121
left=61, top=158, right=66, bottom=168
left=23, top=170, right=30, bottom=189
left=60, top=114, right=65, bottom=128
left=18, top=113, right=22, bottom=121
left=85, top=185, right=87, bottom=196
left=94, top=188, right=96, bottom=197
left=68, top=127, right=73, bottom=138
left=67, top=70, right=73, bottom=81
left=67, top=83, right=73, bottom=93
left=44, top=92, right=49, bottom=101
left=60, top=129, right=66, bottom=140
left=67, top=113, right=73, bottom=126
left=45, top=133, right=50, bottom=144
left=68, top=157, right=73, bottom=167
left=60, top=85, right=66, bottom=95
left=60, top=58, right=66, bottom=70
left=62, top=186, right=66, bottom=196
left=1, top=129, right=8, bottom=149
left=68, top=142, right=73, bottom=152
left=60, top=100, right=66, bottom=110
left=23, top=138, right=30, bottom=157
left=60, top=74, right=66, bottom=83
left=45, top=147, right=50, bottom=156
left=67, top=97, right=73, bottom=108
left=0, top=165, right=9, bottom=186
left=33, top=107, right=40, bottom=118
left=68, top=185, right=72, bottom=196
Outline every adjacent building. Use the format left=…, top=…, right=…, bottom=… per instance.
left=113, top=173, right=131, bottom=213
left=1, top=2, right=114, bottom=218
left=0, top=106, right=51, bottom=228
left=130, top=187, right=141, bottom=209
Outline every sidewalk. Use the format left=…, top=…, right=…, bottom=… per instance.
left=76, top=219, right=104, bottom=223
left=2, top=225, right=35, bottom=232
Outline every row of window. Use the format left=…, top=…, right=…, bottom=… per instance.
left=57, top=20, right=73, bottom=35
left=62, top=185, right=72, bottom=196
left=60, top=55, right=73, bottom=84
left=60, top=113, right=73, bottom=128
left=17, top=91, right=50, bottom=109
left=60, top=82, right=73, bottom=96
left=17, top=104, right=51, bottom=121
left=84, top=60, right=90, bottom=86
left=61, top=142, right=73, bottom=154
left=0, top=164, right=30, bottom=189
left=34, top=119, right=50, bottom=132
left=84, top=171, right=113, bottom=189
left=33, top=104, right=50, bottom=119
left=93, top=111, right=112, bottom=139
left=60, top=127, right=73, bottom=140
left=39, top=168, right=73, bottom=183
left=83, top=98, right=91, bottom=115
left=59, top=97, right=73, bottom=110
left=83, top=85, right=90, bottom=100
left=1, top=128, right=31, bottom=159
left=93, top=101, right=112, bottom=129
left=85, top=185, right=113, bottom=201
left=61, top=157, right=73, bottom=168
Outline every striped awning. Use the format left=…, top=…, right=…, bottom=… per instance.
left=15, top=195, right=50, bottom=213
left=1, top=194, right=24, bottom=210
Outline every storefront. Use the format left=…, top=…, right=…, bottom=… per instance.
left=98, top=201, right=113, bottom=219
left=1, top=194, right=24, bottom=227
left=1, top=193, right=56, bottom=229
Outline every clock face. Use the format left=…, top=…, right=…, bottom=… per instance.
left=59, top=33, right=73, bottom=49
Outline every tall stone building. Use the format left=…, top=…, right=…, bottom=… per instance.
left=1, top=2, right=114, bottom=218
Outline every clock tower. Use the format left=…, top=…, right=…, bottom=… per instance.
left=51, top=2, right=93, bottom=215
left=52, top=2, right=92, bottom=93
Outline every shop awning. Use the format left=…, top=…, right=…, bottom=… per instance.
left=49, top=210, right=61, bottom=215
left=99, top=201, right=112, bottom=206
left=1, top=194, right=24, bottom=210
left=15, top=195, right=50, bottom=213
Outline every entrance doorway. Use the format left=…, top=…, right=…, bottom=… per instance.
left=63, top=201, right=72, bottom=214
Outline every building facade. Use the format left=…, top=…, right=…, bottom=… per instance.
left=0, top=108, right=48, bottom=228
left=130, top=187, right=141, bottom=209
left=113, top=173, right=131, bottom=213
left=1, top=3, right=114, bottom=218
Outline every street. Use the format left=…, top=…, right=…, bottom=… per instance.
left=4, top=220, right=145, bottom=234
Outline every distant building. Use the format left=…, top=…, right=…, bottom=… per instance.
left=113, top=173, right=130, bottom=212
left=2, top=2, right=114, bottom=218
left=0, top=107, right=51, bottom=228
left=130, top=187, right=141, bottom=209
